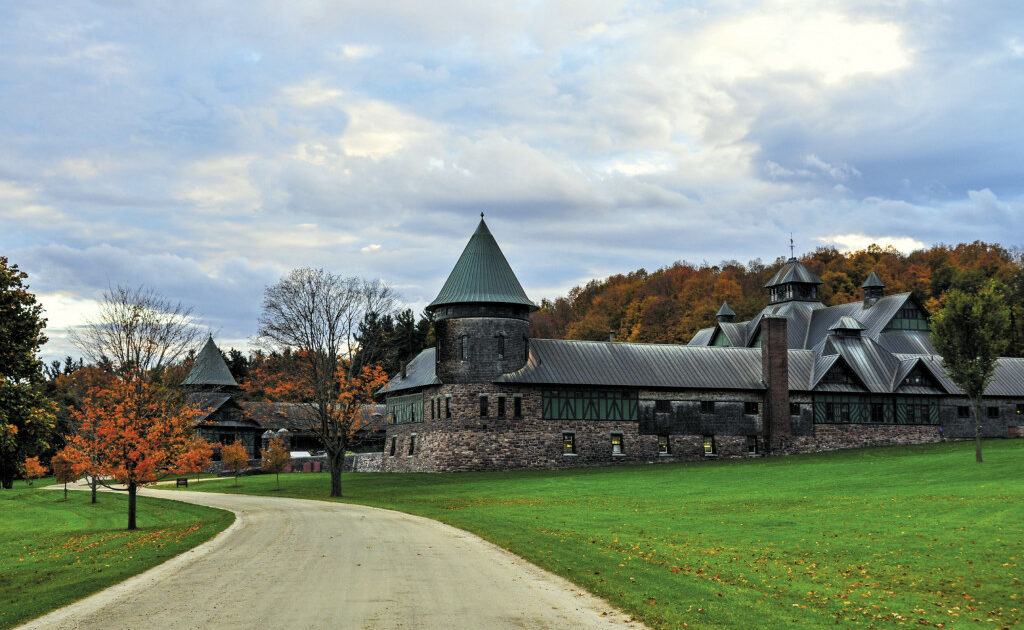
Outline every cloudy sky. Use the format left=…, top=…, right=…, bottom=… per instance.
left=2, top=1, right=1022, bottom=361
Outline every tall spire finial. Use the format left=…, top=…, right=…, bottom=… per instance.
left=481, top=212, right=484, bottom=219
left=789, top=233, right=795, bottom=258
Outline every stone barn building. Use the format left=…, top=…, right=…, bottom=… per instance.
left=380, top=217, right=1024, bottom=472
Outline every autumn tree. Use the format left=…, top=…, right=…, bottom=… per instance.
left=931, top=281, right=1011, bottom=463
left=256, top=268, right=394, bottom=497
left=176, top=436, right=213, bottom=483
left=221, top=442, right=249, bottom=486
left=52, top=452, right=77, bottom=501
left=0, top=257, right=56, bottom=489
left=68, top=286, right=209, bottom=529
left=64, top=377, right=208, bottom=529
left=260, top=436, right=290, bottom=490
left=22, top=456, right=46, bottom=486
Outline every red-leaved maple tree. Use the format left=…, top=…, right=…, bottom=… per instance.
left=22, top=456, right=46, bottom=486
left=63, top=376, right=211, bottom=529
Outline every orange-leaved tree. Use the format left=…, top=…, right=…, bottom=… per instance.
left=260, top=436, right=291, bottom=490
left=246, top=356, right=387, bottom=497
left=221, top=442, right=249, bottom=486
left=63, top=376, right=210, bottom=530
left=176, top=435, right=213, bottom=483
left=22, top=456, right=46, bottom=486
left=51, top=452, right=77, bottom=501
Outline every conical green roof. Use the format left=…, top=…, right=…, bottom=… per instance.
left=427, top=218, right=537, bottom=312
left=182, top=337, right=238, bottom=388
left=716, top=302, right=736, bottom=317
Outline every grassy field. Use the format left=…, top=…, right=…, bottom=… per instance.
left=0, top=482, right=233, bottom=629
left=174, top=440, right=1023, bottom=628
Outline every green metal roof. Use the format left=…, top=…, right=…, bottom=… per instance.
left=427, top=218, right=537, bottom=312
left=764, top=257, right=823, bottom=287
left=862, top=271, right=884, bottom=288
left=182, top=337, right=238, bottom=388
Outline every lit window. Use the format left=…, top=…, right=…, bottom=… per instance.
left=744, top=402, right=759, bottom=415
left=1017, top=404, right=1023, bottom=415
left=563, top=432, right=576, bottom=455
left=480, top=395, right=488, bottom=417
left=703, top=435, right=717, bottom=456
left=611, top=433, right=623, bottom=455
left=700, top=400, right=715, bottom=414
left=658, top=435, right=670, bottom=455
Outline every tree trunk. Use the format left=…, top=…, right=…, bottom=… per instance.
left=1, top=459, right=12, bottom=489
left=972, top=398, right=984, bottom=463
left=128, top=481, right=137, bottom=530
left=329, top=449, right=344, bottom=498
left=90, top=476, right=98, bottom=503
left=276, top=472, right=280, bottom=490
left=64, top=483, right=68, bottom=501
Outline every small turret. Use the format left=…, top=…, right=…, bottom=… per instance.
left=862, top=271, right=884, bottom=307
left=716, top=302, right=736, bottom=323
left=764, top=257, right=823, bottom=304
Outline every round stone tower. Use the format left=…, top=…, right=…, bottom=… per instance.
left=426, top=216, right=537, bottom=384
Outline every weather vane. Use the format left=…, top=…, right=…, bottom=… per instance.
left=789, top=232, right=795, bottom=258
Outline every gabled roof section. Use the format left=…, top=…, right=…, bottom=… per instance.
left=764, top=258, right=823, bottom=288
left=378, top=348, right=441, bottom=394
left=182, top=337, right=238, bottom=388
left=688, top=327, right=714, bottom=346
left=805, top=293, right=918, bottom=349
left=862, top=271, right=884, bottom=288
left=426, top=218, right=537, bottom=312
left=712, top=322, right=747, bottom=347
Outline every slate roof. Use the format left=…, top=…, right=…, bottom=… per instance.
left=426, top=218, right=537, bottom=312
left=377, top=348, right=440, bottom=393
left=182, top=337, right=238, bottom=388
left=764, top=258, right=823, bottom=287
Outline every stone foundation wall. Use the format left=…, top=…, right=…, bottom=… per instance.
left=344, top=452, right=383, bottom=472
left=777, top=424, right=941, bottom=455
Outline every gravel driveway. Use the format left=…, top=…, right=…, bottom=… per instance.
left=19, top=487, right=644, bottom=629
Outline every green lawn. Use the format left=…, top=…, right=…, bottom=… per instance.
left=0, top=483, right=233, bottom=629
left=175, top=440, right=1023, bottom=628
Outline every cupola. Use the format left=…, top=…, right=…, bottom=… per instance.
left=862, top=271, right=885, bottom=307
left=763, top=257, right=823, bottom=304
left=828, top=316, right=865, bottom=337
left=716, top=302, right=736, bottom=323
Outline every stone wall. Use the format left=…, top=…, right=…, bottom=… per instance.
left=344, top=452, right=383, bottom=472
left=383, top=384, right=1022, bottom=472
left=778, top=424, right=941, bottom=454
left=435, top=316, right=530, bottom=383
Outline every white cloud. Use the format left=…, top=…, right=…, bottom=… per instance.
left=817, top=233, right=927, bottom=254
left=361, top=243, right=382, bottom=253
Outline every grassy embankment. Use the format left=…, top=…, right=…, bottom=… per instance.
left=0, top=481, right=233, bottom=629
left=177, top=440, right=1023, bottom=628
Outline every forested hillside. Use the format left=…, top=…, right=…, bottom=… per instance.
left=529, top=241, right=1024, bottom=356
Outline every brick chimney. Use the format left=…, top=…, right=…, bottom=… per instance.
left=760, top=316, right=790, bottom=453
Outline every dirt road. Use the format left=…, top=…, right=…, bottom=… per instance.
left=20, top=488, right=644, bottom=629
